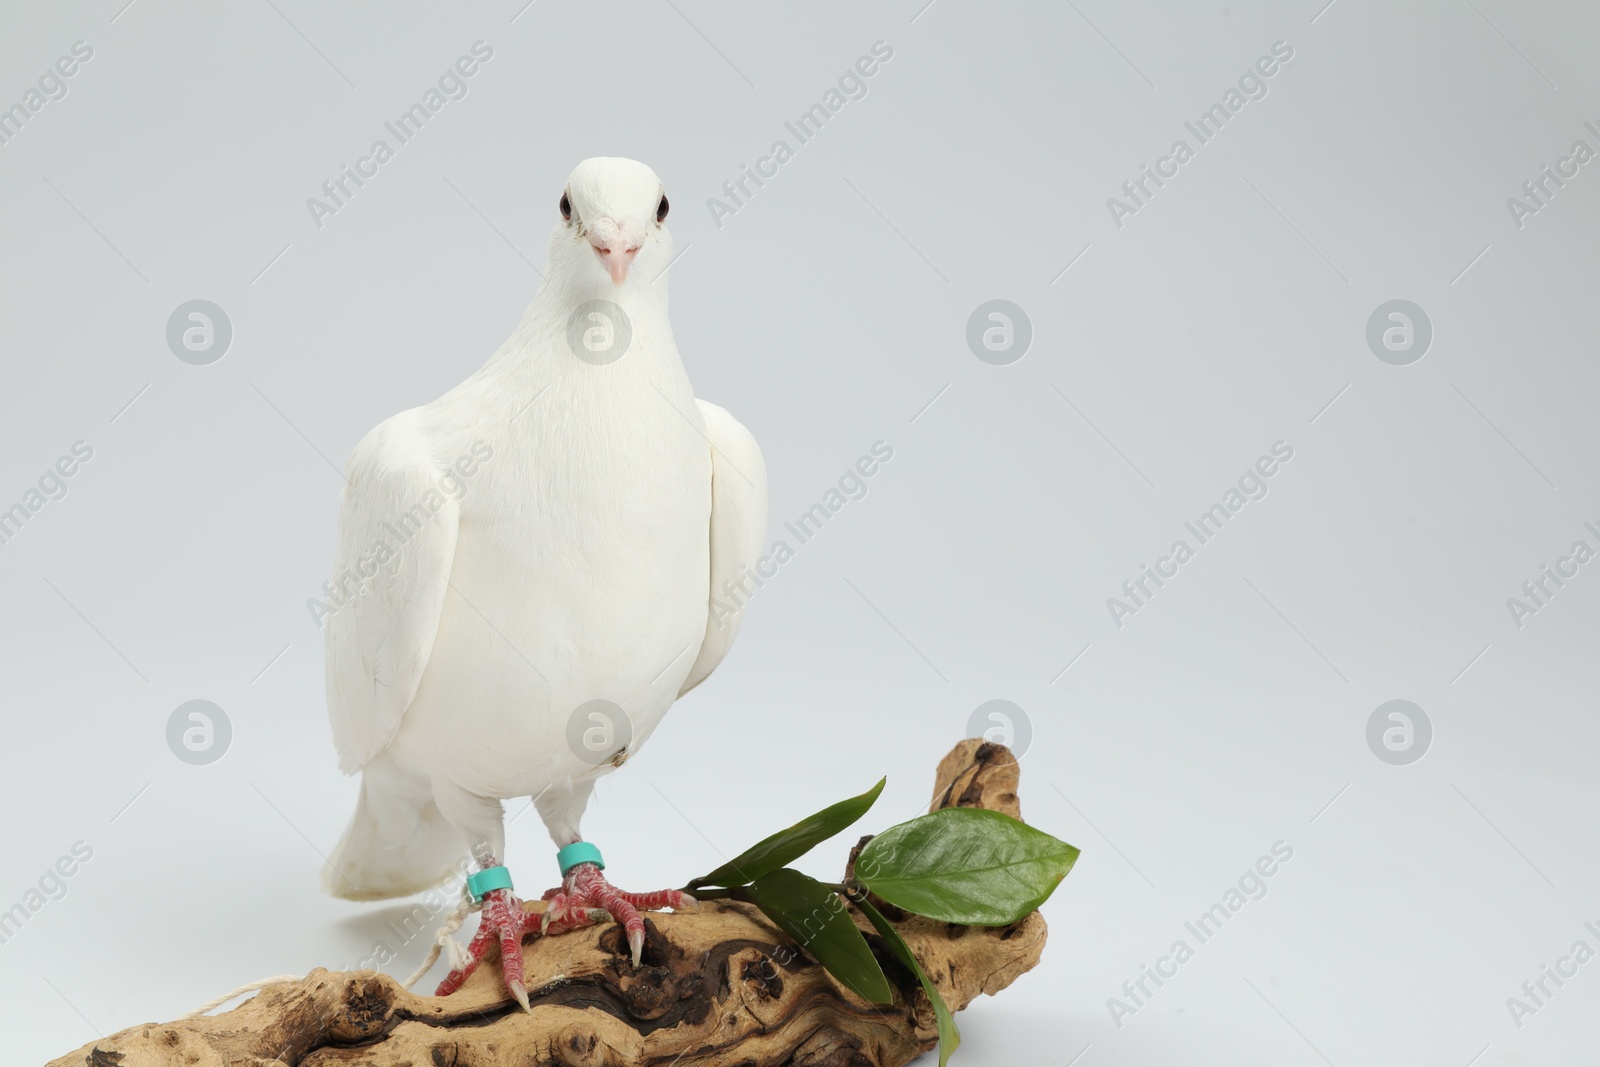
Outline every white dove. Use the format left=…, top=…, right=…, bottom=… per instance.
left=320, top=157, right=767, bottom=1009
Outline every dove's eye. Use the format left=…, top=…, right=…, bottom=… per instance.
left=656, top=195, right=669, bottom=223
left=559, top=193, right=572, bottom=221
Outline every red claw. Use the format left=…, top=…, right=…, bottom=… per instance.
left=433, top=859, right=692, bottom=1005
left=435, top=886, right=533, bottom=1009
left=542, top=863, right=695, bottom=966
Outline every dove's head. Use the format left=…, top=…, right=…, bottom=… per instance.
left=552, top=157, right=671, bottom=289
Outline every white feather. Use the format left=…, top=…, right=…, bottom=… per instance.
left=681, top=400, right=768, bottom=696
left=324, top=409, right=461, bottom=774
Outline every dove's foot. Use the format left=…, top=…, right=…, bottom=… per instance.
left=434, top=886, right=535, bottom=1010
left=539, top=862, right=696, bottom=966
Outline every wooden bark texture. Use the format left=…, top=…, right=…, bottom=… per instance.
left=47, top=740, right=1045, bottom=1067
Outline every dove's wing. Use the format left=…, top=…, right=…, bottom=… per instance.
left=324, top=410, right=460, bottom=773
left=680, top=400, right=768, bottom=696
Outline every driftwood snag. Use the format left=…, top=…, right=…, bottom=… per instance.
left=47, top=740, right=1047, bottom=1067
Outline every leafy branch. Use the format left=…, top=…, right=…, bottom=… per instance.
left=680, top=778, right=1079, bottom=1067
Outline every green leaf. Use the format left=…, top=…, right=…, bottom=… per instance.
left=856, top=808, right=1079, bottom=926
left=742, top=868, right=894, bottom=1006
left=689, top=778, right=886, bottom=889
left=855, top=896, right=960, bottom=1067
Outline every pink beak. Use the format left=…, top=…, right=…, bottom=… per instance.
left=590, top=233, right=639, bottom=286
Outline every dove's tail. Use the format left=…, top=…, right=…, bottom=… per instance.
left=323, top=775, right=464, bottom=901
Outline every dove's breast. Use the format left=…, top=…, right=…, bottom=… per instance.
left=387, top=365, right=714, bottom=798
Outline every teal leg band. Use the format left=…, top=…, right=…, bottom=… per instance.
left=466, top=865, right=514, bottom=902
left=557, top=841, right=605, bottom=877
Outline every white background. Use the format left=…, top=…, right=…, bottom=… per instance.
left=2, top=0, right=1598, bottom=1063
